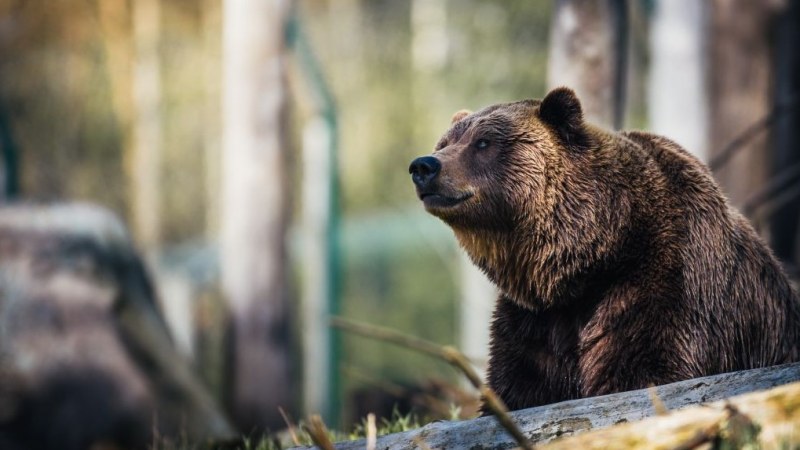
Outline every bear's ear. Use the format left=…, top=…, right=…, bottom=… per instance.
left=538, top=87, right=591, bottom=150
left=451, top=109, right=472, bottom=124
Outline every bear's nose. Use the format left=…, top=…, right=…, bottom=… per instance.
left=409, top=156, right=441, bottom=188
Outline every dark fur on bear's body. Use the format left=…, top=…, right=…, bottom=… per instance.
left=409, top=88, right=800, bottom=411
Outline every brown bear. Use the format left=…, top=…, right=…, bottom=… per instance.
left=408, top=87, right=800, bottom=412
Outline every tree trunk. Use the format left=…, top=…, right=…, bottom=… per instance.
left=548, top=0, right=627, bottom=129
left=131, top=0, right=162, bottom=255
left=770, top=2, right=800, bottom=270
left=540, top=379, right=800, bottom=449
left=708, top=0, right=779, bottom=213
left=203, top=0, right=222, bottom=242
left=220, top=0, right=294, bottom=432
left=648, top=0, right=709, bottom=161
left=321, top=363, right=800, bottom=450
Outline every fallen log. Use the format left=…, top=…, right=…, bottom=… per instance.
left=540, top=379, right=800, bottom=449
left=319, top=362, right=800, bottom=449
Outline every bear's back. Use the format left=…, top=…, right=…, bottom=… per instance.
left=622, top=130, right=800, bottom=371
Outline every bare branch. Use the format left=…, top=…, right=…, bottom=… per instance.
left=330, top=317, right=534, bottom=450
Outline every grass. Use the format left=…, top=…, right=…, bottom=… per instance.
left=149, top=408, right=435, bottom=450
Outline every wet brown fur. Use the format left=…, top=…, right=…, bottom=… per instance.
left=413, top=87, right=800, bottom=411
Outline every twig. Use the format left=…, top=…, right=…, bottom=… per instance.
left=440, top=346, right=483, bottom=389
left=709, top=94, right=798, bottom=171
left=305, top=414, right=335, bottom=450
left=752, top=179, right=800, bottom=228
left=278, top=406, right=301, bottom=446
left=331, top=317, right=534, bottom=450
left=331, top=317, right=448, bottom=360
left=480, top=386, right=534, bottom=449
left=648, top=386, right=669, bottom=416
left=742, top=161, right=800, bottom=216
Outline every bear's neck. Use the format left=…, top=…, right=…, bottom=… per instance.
left=452, top=227, right=576, bottom=309
left=452, top=205, right=629, bottom=310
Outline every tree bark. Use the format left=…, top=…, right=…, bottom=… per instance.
left=131, top=0, right=162, bottom=254
left=540, top=378, right=800, bottom=449
left=220, top=0, right=294, bottom=432
left=708, top=0, right=779, bottom=212
left=770, top=1, right=800, bottom=269
left=318, top=363, right=800, bottom=450
left=548, top=0, right=627, bottom=129
left=203, top=0, right=222, bottom=242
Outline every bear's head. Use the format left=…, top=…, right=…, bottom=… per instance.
left=409, top=87, right=624, bottom=308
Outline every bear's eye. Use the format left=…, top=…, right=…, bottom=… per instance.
left=475, top=138, right=490, bottom=150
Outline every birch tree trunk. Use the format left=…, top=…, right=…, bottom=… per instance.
left=131, top=0, right=162, bottom=255
left=648, top=0, right=709, bottom=161
left=548, top=0, right=627, bottom=129
left=203, top=0, right=222, bottom=241
left=221, top=0, right=294, bottom=432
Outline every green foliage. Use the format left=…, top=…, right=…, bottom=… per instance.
left=239, top=436, right=282, bottom=450
left=301, top=0, right=552, bottom=214
left=149, top=409, right=431, bottom=449
left=348, top=408, right=423, bottom=440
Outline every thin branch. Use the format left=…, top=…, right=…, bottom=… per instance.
left=479, top=386, right=534, bottom=449
left=648, top=386, right=669, bottom=416
left=752, top=179, right=800, bottom=227
left=742, top=161, right=800, bottom=216
left=331, top=316, right=535, bottom=450
left=331, top=317, right=446, bottom=361
left=709, top=94, right=798, bottom=172
left=278, top=406, right=301, bottom=447
left=305, top=414, right=335, bottom=450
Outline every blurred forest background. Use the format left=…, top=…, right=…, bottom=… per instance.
left=0, top=0, right=799, bottom=444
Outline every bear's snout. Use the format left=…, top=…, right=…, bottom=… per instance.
left=409, top=156, right=441, bottom=189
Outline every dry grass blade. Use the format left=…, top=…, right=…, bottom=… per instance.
left=648, top=387, right=668, bottom=416
left=279, top=406, right=301, bottom=446
left=331, top=316, right=534, bottom=450
left=366, top=413, right=377, bottom=450
left=305, top=414, right=335, bottom=450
